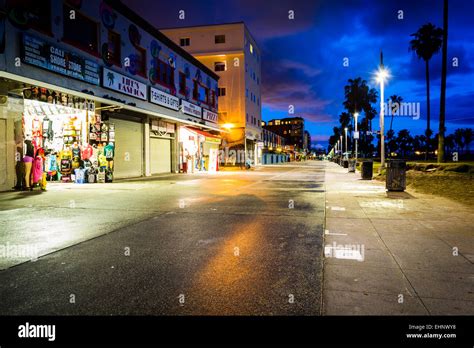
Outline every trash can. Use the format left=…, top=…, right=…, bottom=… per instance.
left=386, top=159, right=407, bottom=191
left=348, top=159, right=356, bottom=172
left=361, top=160, right=373, bottom=180
left=343, top=159, right=349, bottom=168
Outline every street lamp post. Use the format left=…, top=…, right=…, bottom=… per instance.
left=344, top=127, right=348, bottom=155
left=339, top=135, right=343, bottom=164
left=376, top=52, right=389, bottom=169
left=354, top=112, right=359, bottom=161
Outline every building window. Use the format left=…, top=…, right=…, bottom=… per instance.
left=193, top=81, right=209, bottom=104
left=179, top=72, right=186, bottom=95
left=63, top=3, right=99, bottom=55
left=215, top=35, right=225, bottom=44
left=155, top=59, right=173, bottom=86
left=246, top=89, right=248, bottom=99
left=180, top=38, right=190, bottom=46
left=218, top=87, right=226, bottom=97
left=11, top=0, right=52, bottom=35
left=106, top=30, right=121, bottom=66
left=214, top=62, right=226, bottom=72
left=275, top=120, right=280, bottom=125
left=135, top=46, right=147, bottom=77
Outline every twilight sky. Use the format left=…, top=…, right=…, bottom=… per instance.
left=124, top=0, right=474, bottom=149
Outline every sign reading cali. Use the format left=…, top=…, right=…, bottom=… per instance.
left=21, top=34, right=99, bottom=85
left=102, top=68, right=147, bottom=100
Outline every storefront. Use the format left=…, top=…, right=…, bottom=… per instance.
left=149, top=119, right=175, bottom=175
left=179, top=126, right=220, bottom=173
left=0, top=0, right=222, bottom=191
left=12, top=87, right=118, bottom=189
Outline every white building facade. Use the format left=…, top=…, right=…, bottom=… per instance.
left=161, top=22, right=262, bottom=165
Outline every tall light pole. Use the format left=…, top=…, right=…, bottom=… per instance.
left=344, top=127, right=348, bottom=155
left=340, top=135, right=343, bottom=158
left=376, top=51, right=389, bottom=168
left=354, top=112, right=359, bottom=161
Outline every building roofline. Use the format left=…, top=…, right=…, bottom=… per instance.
left=160, top=21, right=261, bottom=52
left=105, top=0, right=220, bottom=81
left=266, top=117, right=305, bottom=122
left=159, top=21, right=245, bottom=31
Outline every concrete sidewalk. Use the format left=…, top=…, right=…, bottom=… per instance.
left=322, top=161, right=474, bottom=315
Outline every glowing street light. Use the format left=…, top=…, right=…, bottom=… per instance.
left=222, top=123, right=234, bottom=130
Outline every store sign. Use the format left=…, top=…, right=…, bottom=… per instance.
left=102, top=68, right=147, bottom=100
left=22, top=34, right=100, bottom=85
left=181, top=100, right=202, bottom=118
left=203, top=109, right=218, bottom=124
left=150, top=87, right=180, bottom=110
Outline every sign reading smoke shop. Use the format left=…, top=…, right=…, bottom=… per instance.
left=203, top=109, right=218, bottom=124
left=22, top=34, right=100, bottom=85
left=181, top=100, right=202, bottom=118
left=102, top=68, right=147, bottom=100
left=150, top=87, right=179, bottom=110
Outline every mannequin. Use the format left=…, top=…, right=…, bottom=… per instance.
left=23, top=139, right=35, bottom=190
left=32, top=148, right=45, bottom=190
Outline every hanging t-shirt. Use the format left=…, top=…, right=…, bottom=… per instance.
left=72, top=146, right=81, bottom=161
left=98, top=154, right=108, bottom=167
left=81, top=144, right=93, bottom=160
left=104, top=144, right=114, bottom=160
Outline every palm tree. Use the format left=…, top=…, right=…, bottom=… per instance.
left=396, top=129, right=413, bottom=158
left=410, top=23, right=443, bottom=160
left=444, top=134, right=455, bottom=156
left=343, top=78, right=378, bottom=156
left=438, top=0, right=449, bottom=163
left=388, top=95, right=403, bottom=133
left=463, top=128, right=473, bottom=155
left=454, top=128, right=465, bottom=154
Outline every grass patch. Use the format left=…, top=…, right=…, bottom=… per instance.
left=369, top=160, right=474, bottom=206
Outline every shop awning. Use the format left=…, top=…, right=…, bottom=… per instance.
left=0, top=71, right=227, bottom=134
left=186, top=127, right=221, bottom=143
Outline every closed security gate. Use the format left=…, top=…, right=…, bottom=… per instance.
left=111, top=118, right=143, bottom=178
left=150, top=137, right=171, bottom=174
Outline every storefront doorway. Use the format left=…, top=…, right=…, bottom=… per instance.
left=179, top=127, right=220, bottom=173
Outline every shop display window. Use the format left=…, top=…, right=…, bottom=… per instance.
left=17, top=91, right=116, bottom=187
